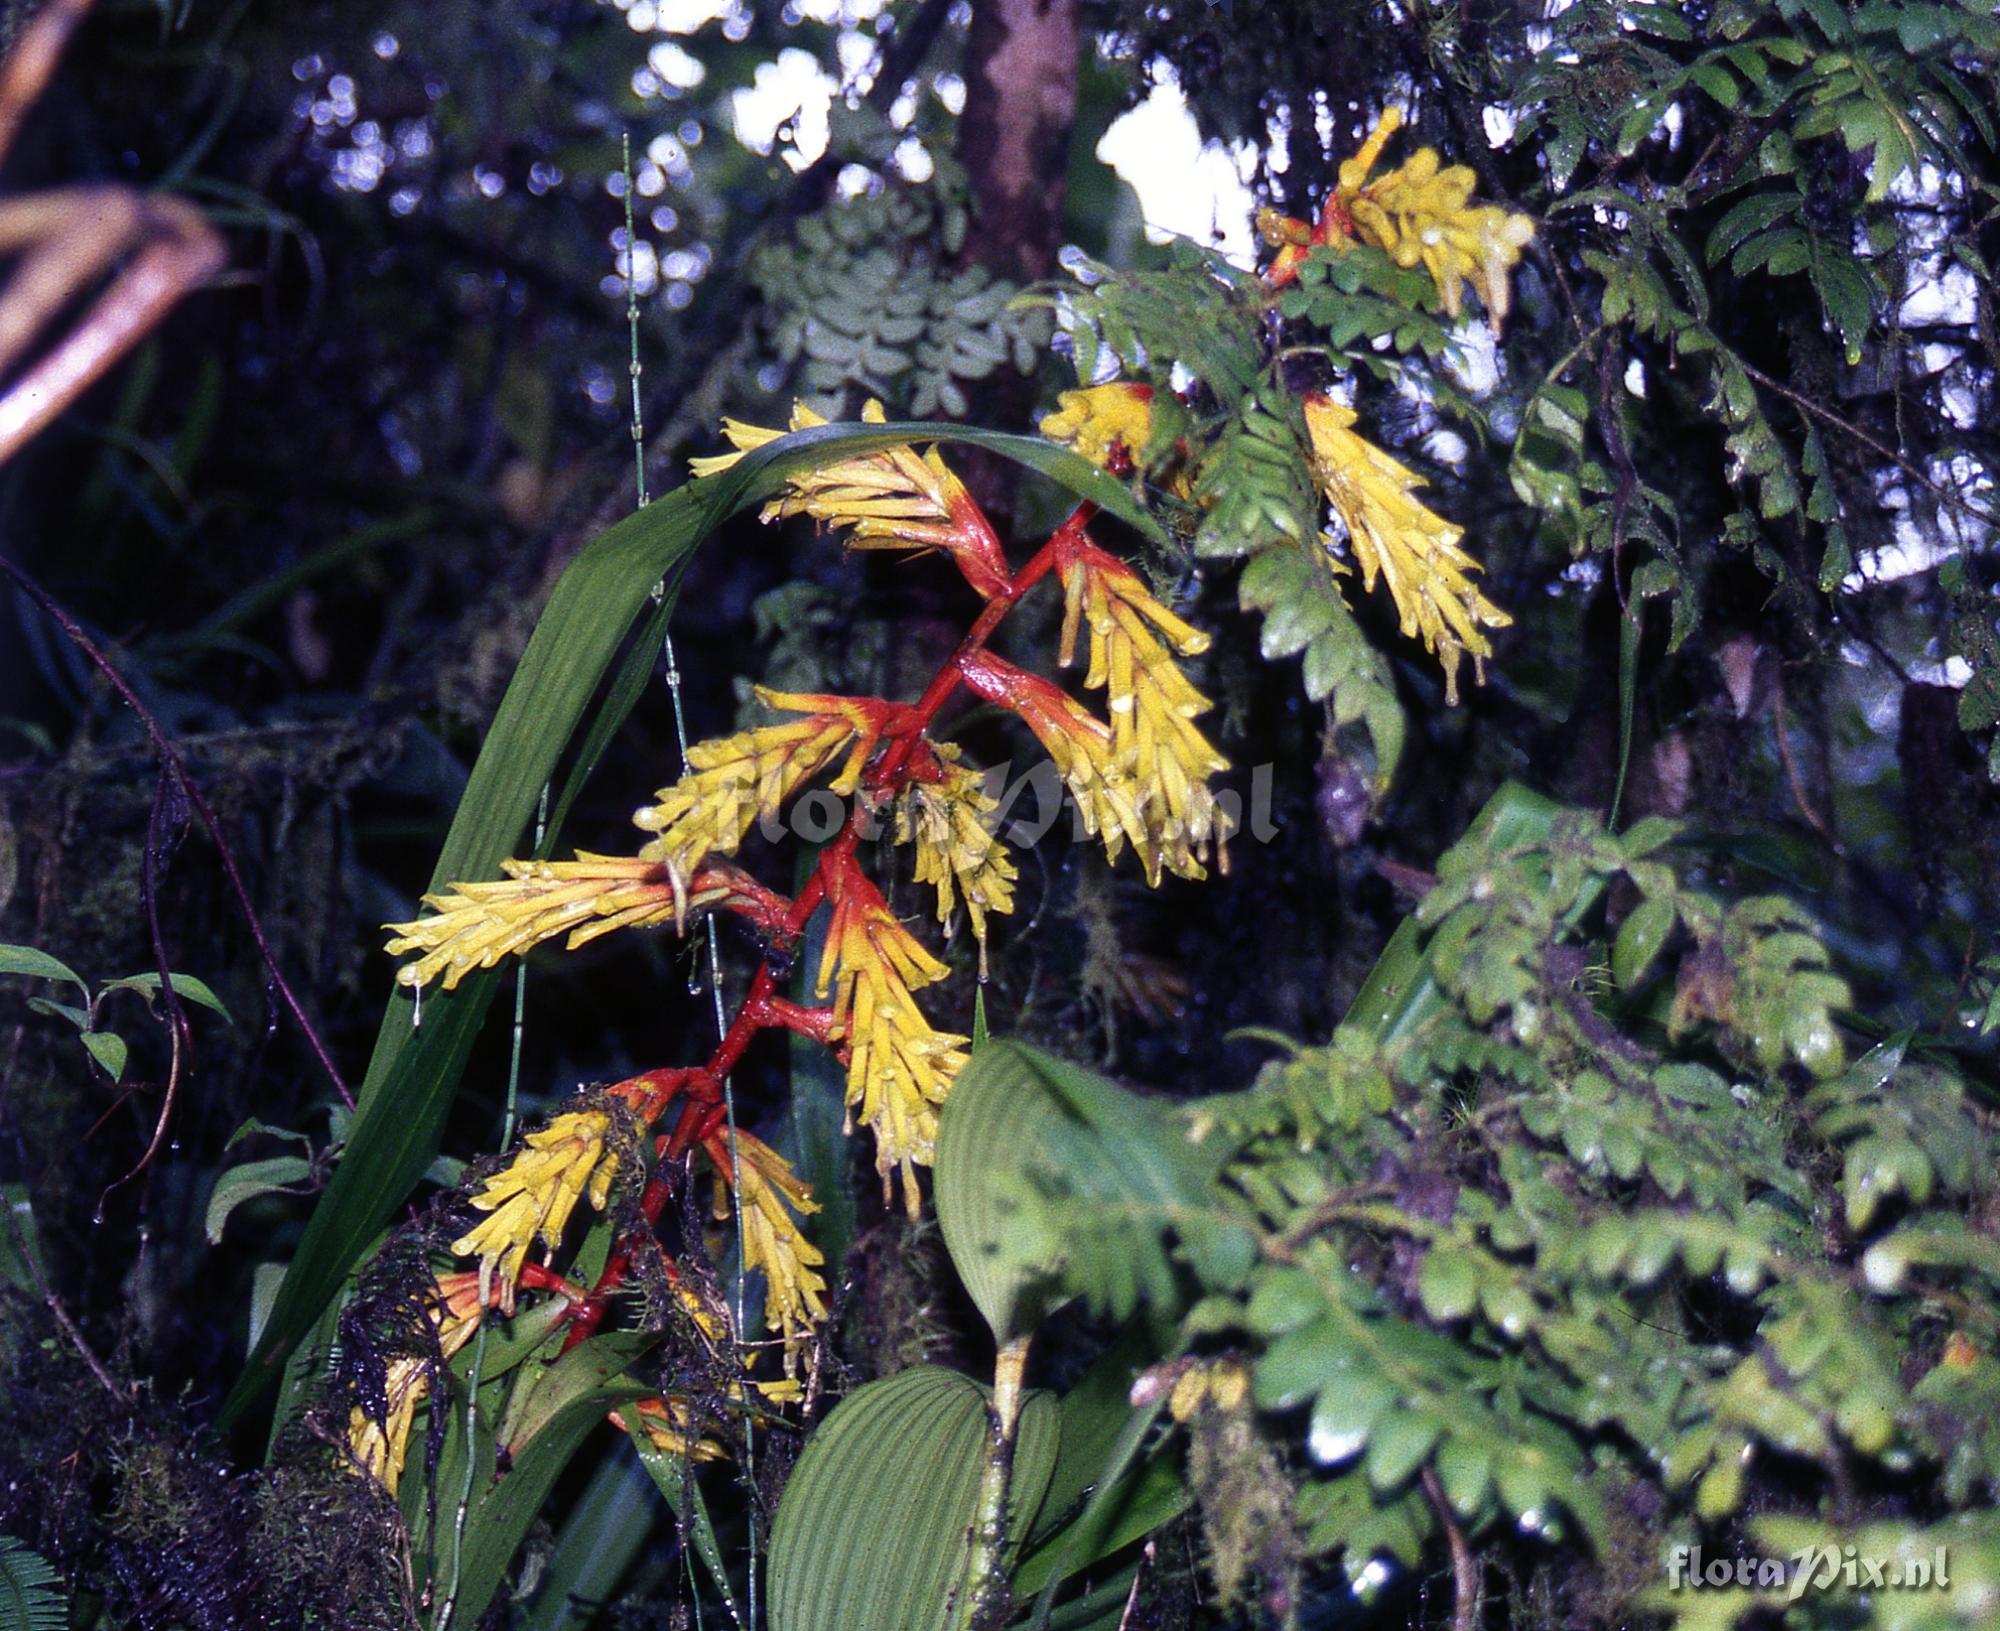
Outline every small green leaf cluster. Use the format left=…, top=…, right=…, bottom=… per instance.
left=1515, top=0, right=1992, bottom=200
left=1500, top=0, right=1995, bottom=755
left=0, top=941, right=231, bottom=1086
left=752, top=186, right=1047, bottom=417
left=1273, top=246, right=1456, bottom=369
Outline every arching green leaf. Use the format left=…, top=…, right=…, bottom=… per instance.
left=768, top=1366, right=1059, bottom=1631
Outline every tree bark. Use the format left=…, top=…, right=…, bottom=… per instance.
left=956, top=0, right=1080, bottom=285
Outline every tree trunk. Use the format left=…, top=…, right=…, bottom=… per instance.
left=956, top=0, right=1080, bottom=285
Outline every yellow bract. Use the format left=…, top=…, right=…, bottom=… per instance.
left=1334, top=107, right=1536, bottom=330
left=712, top=1129, right=828, bottom=1365
left=896, top=748, right=1016, bottom=976
left=815, top=871, right=969, bottom=1215
left=1303, top=395, right=1511, bottom=703
left=452, top=1110, right=620, bottom=1314
left=1059, top=551, right=1229, bottom=883
left=627, top=1396, right=728, bottom=1463
left=346, top=1272, right=486, bottom=1494
left=691, top=398, right=972, bottom=551
left=383, top=854, right=727, bottom=992
left=1039, top=384, right=1155, bottom=470
left=632, top=687, right=879, bottom=886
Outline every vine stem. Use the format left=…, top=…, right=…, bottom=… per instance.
left=0, top=554, right=354, bottom=1109
left=953, top=1334, right=1033, bottom=1631
left=1422, top=1465, right=1480, bottom=1631
left=626, top=125, right=741, bottom=1628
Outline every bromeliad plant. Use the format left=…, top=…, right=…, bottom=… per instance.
left=311, top=111, right=1547, bottom=1629
left=359, top=401, right=1233, bottom=1498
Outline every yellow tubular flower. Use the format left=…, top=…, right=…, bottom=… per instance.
left=814, top=861, right=969, bottom=1215
left=691, top=400, right=1009, bottom=596
left=962, top=652, right=1153, bottom=876
left=452, top=1110, right=620, bottom=1314
left=1302, top=395, right=1512, bottom=703
left=383, top=855, right=735, bottom=992
left=1041, top=383, right=1204, bottom=503
left=625, top=1397, right=727, bottom=1463
left=632, top=687, right=882, bottom=888
left=895, top=746, right=1016, bottom=976
left=1332, top=107, right=1536, bottom=330
left=1058, top=546, right=1231, bottom=882
left=1039, top=384, right=1156, bottom=471
left=348, top=1357, right=428, bottom=1495
left=710, top=1129, right=829, bottom=1365
left=347, top=1272, right=486, bottom=1494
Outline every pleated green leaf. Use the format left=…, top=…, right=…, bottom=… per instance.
left=935, top=1040, right=1245, bottom=1342
left=768, top=1365, right=1060, bottom=1631
left=224, top=423, right=1164, bottom=1429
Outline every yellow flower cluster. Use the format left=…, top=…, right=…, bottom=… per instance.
left=895, top=747, right=1016, bottom=975
left=710, top=1128, right=829, bottom=1364
left=814, top=864, right=969, bottom=1214
left=690, top=399, right=1008, bottom=595
left=1059, top=547, right=1230, bottom=882
left=452, top=1110, right=620, bottom=1313
left=1261, top=108, right=1535, bottom=330
left=383, top=854, right=736, bottom=992
left=1040, top=382, right=1201, bottom=503
left=1164, top=1358, right=1251, bottom=1423
left=381, top=690, right=859, bottom=992
left=689, top=398, right=958, bottom=546
left=1332, top=108, right=1536, bottom=330
left=1303, top=395, right=1511, bottom=703
left=1039, top=384, right=1155, bottom=471
left=347, top=1271, right=486, bottom=1494
left=968, top=655, right=1146, bottom=871
left=633, top=687, right=881, bottom=887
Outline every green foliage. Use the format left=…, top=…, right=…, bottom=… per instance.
left=0, top=941, right=231, bottom=1086
left=753, top=183, right=1048, bottom=417
left=1275, top=245, right=1457, bottom=367
left=935, top=1040, right=1246, bottom=1342
left=0, top=1537, right=64, bottom=1631
left=401, top=1330, right=654, bottom=1628
left=938, top=783, right=2000, bottom=1624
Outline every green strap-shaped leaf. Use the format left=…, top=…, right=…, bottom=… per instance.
left=412, top=1333, right=654, bottom=1629
left=223, top=423, right=1163, bottom=1429
left=519, top=1453, right=660, bottom=1631
left=768, top=1365, right=1060, bottom=1631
